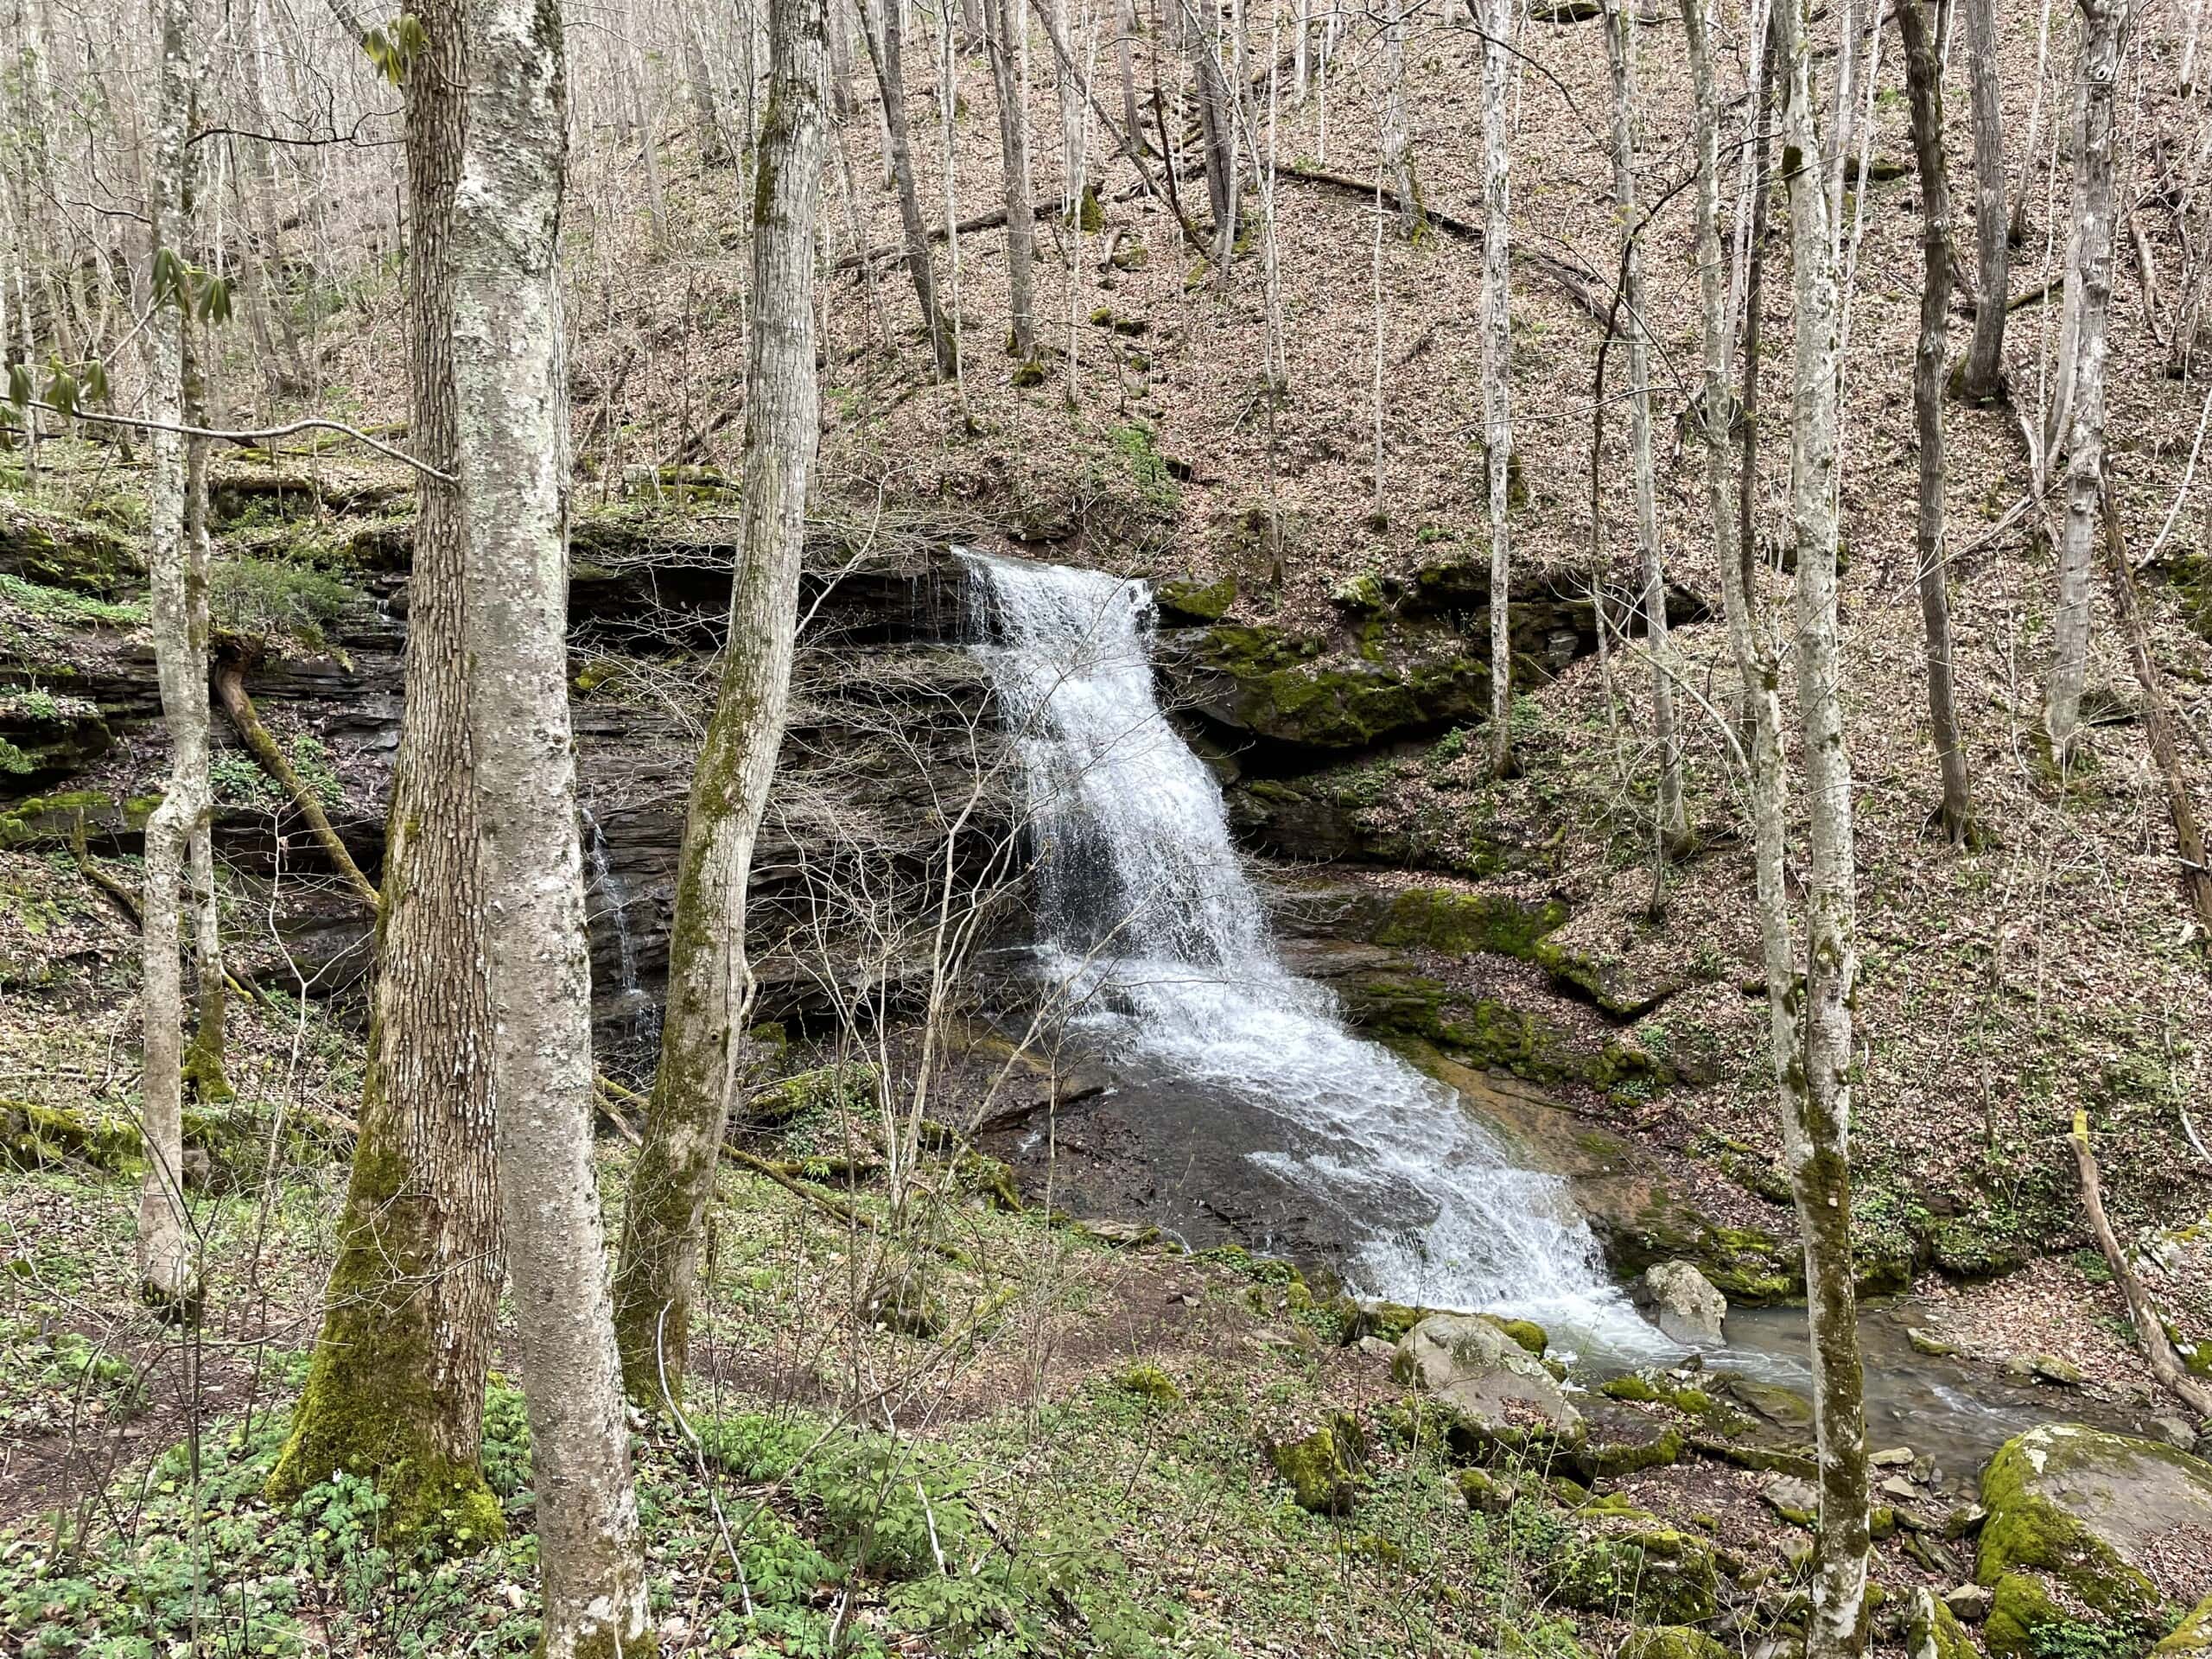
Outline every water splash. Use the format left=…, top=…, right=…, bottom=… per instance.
left=963, top=549, right=1667, bottom=1354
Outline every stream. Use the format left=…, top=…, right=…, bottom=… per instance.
left=962, top=550, right=2147, bottom=1477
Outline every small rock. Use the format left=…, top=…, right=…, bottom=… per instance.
left=1458, top=1467, right=1519, bottom=1514
left=1082, top=1218, right=1161, bottom=1247
left=1942, top=1585, right=1993, bottom=1623
left=1999, top=1354, right=2036, bottom=1382
left=1870, top=1446, right=1916, bottom=1468
left=2030, top=1354, right=2086, bottom=1387
left=1355, top=1335, right=1396, bottom=1361
left=1908, top=1327, right=1961, bottom=1357
left=2152, top=1415, right=2201, bottom=1452
left=1633, top=1260, right=1730, bottom=1346
left=1760, top=1473, right=1821, bottom=1524
left=1268, top=1419, right=1360, bottom=1515
left=1392, top=1313, right=1583, bottom=1438
left=1881, top=1474, right=1922, bottom=1500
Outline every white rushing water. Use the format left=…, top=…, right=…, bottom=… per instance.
left=963, top=550, right=1668, bottom=1354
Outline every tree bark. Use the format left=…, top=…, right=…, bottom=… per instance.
left=1898, top=0, right=1974, bottom=839
left=1740, top=10, right=1777, bottom=613
left=137, top=0, right=206, bottom=1322
left=858, top=0, right=959, bottom=375
left=2071, top=1110, right=2212, bottom=1417
left=1777, top=0, right=1873, bottom=1645
left=1381, top=0, right=1420, bottom=238
left=984, top=0, right=1038, bottom=361
left=2044, top=0, right=2126, bottom=761
left=1681, top=0, right=1751, bottom=734
left=267, top=0, right=505, bottom=1550
left=614, top=0, right=829, bottom=1413
left=1959, top=0, right=2008, bottom=398
left=454, top=0, right=647, bottom=1647
left=181, top=321, right=226, bottom=1105
left=1602, top=0, right=1686, bottom=852
left=1479, top=0, right=1513, bottom=778
left=1195, top=0, right=1239, bottom=270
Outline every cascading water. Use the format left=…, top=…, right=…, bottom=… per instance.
left=582, top=804, right=657, bottom=1043
left=963, top=550, right=1667, bottom=1353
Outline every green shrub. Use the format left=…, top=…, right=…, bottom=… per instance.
left=209, top=556, right=364, bottom=649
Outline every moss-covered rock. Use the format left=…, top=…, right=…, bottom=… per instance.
left=2153, top=1591, right=2212, bottom=1656
left=1975, top=1426, right=2212, bottom=1657
left=0, top=1099, right=139, bottom=1172
left=1369, top=887, right=1569, bottom=961
left=1540, top=1522, right=1720, bottom=1624
left=1477, top=1313, right=1548, bottom=1356
left=1269, top=1415, right=1362, bottom=1514
left=1113, top=1363, right=1182, bottom=1406
left=1394, top=1313, right=1582, bottom=1446
left=1155, top=575, right=1236, bottom=623
left=0, top=502, right=143, bottom=597
left=1910, top=1589, right=1984, bottom=1659
left=1619, top=1627, right=1731, bottom=1659
left=1167, top=621, right=1491, bottom=751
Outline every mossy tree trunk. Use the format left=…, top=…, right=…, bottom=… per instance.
left=181, top=319, right=227, bottom=1103
left=137, top=0, right=207, bottom=1320
left=454, top=0, right=647, bottom=1645
left=1478, top=0, right=1513, bottom=779
left=268, top=0, right=505, bottom=1551
left=1897, top=0, right=1974, bottom=842
left=1777, top=0, right=1872, bottom=1649
left=613, top=0, right=829, bottom=1413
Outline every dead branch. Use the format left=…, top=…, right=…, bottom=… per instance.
left=2070, top=1110, right=2212, bottom=1417
left=213, top=650, right=380, bottom=912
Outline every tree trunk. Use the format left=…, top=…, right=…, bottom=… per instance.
left=180, top=322, right=226, bottom=1105
left=1479, top=0, right=1513, bottom=778
left=684, top=7, right=733, bottom=167
left=1739, top=9, right=1777, bottom=612
left=1116, top=0, right=1141, bottom=142
left=2071, top=1111, right=2212, bottom=1417
left=268, top=0, right=505, bottom=1550
left=830, top=0, right=856, bottom=115
left=984, top=0, right=1038, bottom=362
left=1777, top=0, right=1873, bottom=1646
left=1381, top=0, right=1420, bottom=238
left=137, top=0, right=206, bottom=1322
left=1195, top=0, right=1239, bottom=270
left=1602, top=0, right=1686, bottom=852
left=1959, top=0, right=2007, bottom=399
left=1898, top=0, right=1974, bottom=839
left=858, top=0, right=959, bottom=375
left=453, top=0, right=647, bottom=1647
left=1680, top=0, right=1751, bottom=734
left=2044, top=0, right=2125, bottom=762
left=614, top=0, right=829, bottom=1413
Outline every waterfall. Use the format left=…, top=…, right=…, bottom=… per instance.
left=964, top=549, right=1663, bottom=1351
left=582, top=804, right=656, bottom=1043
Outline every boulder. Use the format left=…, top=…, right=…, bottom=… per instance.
left=2155, top=1591, right=2212, bottom=1656
left=1635, top=1261, right=1729, bottom=1345
left=1618, top=1629, right=1730, bottom=1659
left=1539, top=1521, right=1720, bottom=1624
left=1268, top=1414, right=1363, bottom=1514
left=1392, top=1313, right=1583, bottom=1443
left=1976, top=1426, right=2212, bottom=1658
left=1910, top=1586, right=1984, bottom=1659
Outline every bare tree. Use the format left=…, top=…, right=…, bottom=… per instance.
left=1898, top=0, right=1974, bottom=838
left=858, top=0, right=958, bottom=374
left=268, top=0, right=505, bottom=1546
left=615, top=0, right=830, bottom=1409
left=1776, top=0, right=1873, bottom=1644
left=137, top=0, right=207, bottom=1320
left=985, top=0, right=1038, bottom=368
left=454, top=0, right=647, bottom=1645
left=1601, top=0, right=1686, bottom=852
left=1380, top=0, right=1420, bottom=237
left=1479, top=0, right=1513, bottom=777
left=1959, top=0, right=2009, bottom=398
left=2045, top=0, right=2130, bottom=761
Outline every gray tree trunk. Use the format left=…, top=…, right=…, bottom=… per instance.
left=614, top=0, right=829, bottom=1411
left=268, top=0, right=505, bottom=1548
left=1479, top=0, right=1513, bottom=777
left=984, top=0, right=1038, bottom=361
left=1958, top=0, right=2007, bottom=398
left=2045, top=0, right=2126, bottom=760
left=1602, top=0, right=1686, bottom=852
left=1777, top=0, right=1874, bottom=1648
left=1381, top=0, right=1419, bottom=237
left=453, top=0, right=647, bottom=1647
left=858, top=0, right=959, bottom=375
left=137, top=0, right=207, bottom=1321
left=1898, top=0, right=1974, bottom=839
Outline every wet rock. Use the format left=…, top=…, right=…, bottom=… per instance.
left=1722, top=1375, right=1815, bottom=1435
left=1392, top=1313, right=1582, bottom=1441
left=1572, top=1399, right=1688, bottom=1480
left=1759, top=1474, right=1821, bottom=1525
left=1634, top=1260, right=1729, bottom=1345
left=1910, top=1326, right=1961, bottom=1357
left=2028, top=1355, right=2085, bottom=1387
left=2152, top=1416, right=2202, bottom=1453
left=1976, top=1425, right=2212, bottom=1657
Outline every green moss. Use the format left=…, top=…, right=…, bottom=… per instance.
left=1601, top=1375, right=1663, bottom=1403
left=2154, top=1591, right=2212, bottom=1656
left=1476, top=1313, right=1548, bottom=1356
left=1113, top=1363, right=1182, bottom=1406
left=0, top=1099, right=140, bottom=1172
left=1371, top=888, right=1570, bottom=961
left=1579, top=1424, right=1687, bottom=1479
left=1155, top=573, right=1236, bottom=622
left=0, top=509, right=142, bottom=598
left=1268, top=1418, right=1360, bottom=1514
left=1540, top=1525, right=1719, bottom=1624
left=1619, top=1628, right=1731, bottom=1659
